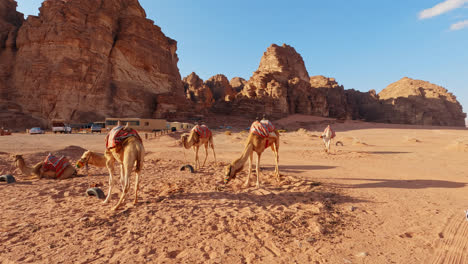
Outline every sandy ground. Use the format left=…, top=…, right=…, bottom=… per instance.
left=1, top=117, right=468, bottom=263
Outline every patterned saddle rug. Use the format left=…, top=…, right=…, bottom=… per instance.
left=43, top=154, right=70, bottom=178
left=322, top=125, right=336, bottom=139
left=192, top=125, right=212, bottom=138
left=106, top=126, right=142, bottom=150
left=250, top=120, right=276, bottom=138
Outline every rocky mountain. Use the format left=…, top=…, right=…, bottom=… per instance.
left=0, top=0, right=186, bottom=128
left=377, top=77, right=466, bottom=126
left=230, top=77, right=247, bottom=93
left=183, top=72, right=214, bottom=112
left=205, top=74, right=236, bottom=102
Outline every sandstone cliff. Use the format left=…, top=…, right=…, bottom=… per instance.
left=377, top=77, right=466, bottom=126
left=232, top=44, right=328, bottom=118
left=183, top=72, right=214, bottom=111
left=1, top=0, right=186, bottom=128
left=230, top=77, right=247, bottom=93
left=205, top=74, right=236, bottom=101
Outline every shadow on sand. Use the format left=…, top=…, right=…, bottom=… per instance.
left=333, top=178, right=466, bottom=189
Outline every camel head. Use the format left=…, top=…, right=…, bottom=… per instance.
left=76, top=150, right=91, bottom=169
left=12, top=154, right=24, bottom=167
left=180, top=133, right=189, bottom=148
left=224, top=163, right=243, bottom=184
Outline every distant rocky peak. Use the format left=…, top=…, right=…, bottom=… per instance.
left=257, top=43, right=309, bottom=82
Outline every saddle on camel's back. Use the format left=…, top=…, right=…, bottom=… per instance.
left=192, top=125, right=212, bottom=139
left=250, top=120, right=276, bottom=138
left=321, top=125, right=336, bottom=139
left=106, top=125, right=142, bottom=151
left=43, top=154, right=70, bottom=178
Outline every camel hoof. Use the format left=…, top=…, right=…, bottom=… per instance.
left=86, top=187, right=105, bottom=199
left=0, top=174, right=16, bottom=184
left=179, top=164, right=195, bottom=173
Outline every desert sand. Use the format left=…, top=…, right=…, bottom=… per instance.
left=1, top=116, right=468, bottom=263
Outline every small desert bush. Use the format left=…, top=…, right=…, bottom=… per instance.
left=225, top=130, right=232, bottom=136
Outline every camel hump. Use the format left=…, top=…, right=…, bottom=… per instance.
left=192, top=125, right=212, bottom=138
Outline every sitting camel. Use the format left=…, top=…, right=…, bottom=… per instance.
left=181, top=124, right=216, bottom=170
left=13, top=154, right=77, bottom=179
left=320, top=125, right=336, bottom=153
left=224, top=120, right=280, bottom=188
left=104, top=123, right=145, bottom=211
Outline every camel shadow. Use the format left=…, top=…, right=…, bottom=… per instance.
left=333, top=178, right=466, bottom=189
left=356, top=151, right=411, bottom=155
left=278, top=165, right=337, bottom=173
left=166, top=183, right=369, bottom=209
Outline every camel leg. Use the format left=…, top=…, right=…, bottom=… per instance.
left=112, top=162, right=131, bottom=211
left=119, top=164, right=125, bottom=191
left=133, top=170, right=141, bottom=205
left=256, top=153, right=262, bottom=189
left=211, top=140, right=217, bottom=165
left=202, top=143, right=208, bottom=167
left=193, top=146, right=199, bottom=170
left=272, top=143, right=280, bottom=182
left=243, top=151, right=254, bottom=187
left=103, top=159, right=115, bottom=204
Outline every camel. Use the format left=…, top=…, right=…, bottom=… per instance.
left=320, top=125, right=336, bottom=153
left=13, top=154, right=77, bottom=179
left=181, top=124, right=216, bottom=170
left=76, top=150, right=115, bottom=175
left=224, top=120, right=280, bottom=188
left=104, top=124, right=145, bottom=211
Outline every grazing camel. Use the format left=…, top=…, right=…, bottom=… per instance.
left=104, top=124, right=144, bottom=211
left=13, top=154, right=77, bottom=179
left=180, top=124, right=216, bottom=170
left=224, top=120, right=280, bottom=188
left=320, top=125, right=336, bottom=153
left=76, top=150, right=115, bottom=175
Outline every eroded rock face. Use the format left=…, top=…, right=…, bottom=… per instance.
left=378, top=77, right=466, bottom=126
left=230, top=77, right=247, bottom=93
left=3, top=0, right=185, bottom=127
left=205, top=74, right=236, bottom=101
left=183, top=72, right=214, bottom=111
left=233, top=44, right=327, bottom=118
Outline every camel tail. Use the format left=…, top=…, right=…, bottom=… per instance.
left=135, top=143, right=145, bottom=173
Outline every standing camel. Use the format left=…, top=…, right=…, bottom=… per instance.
left=180, top=124, right=216, bottom=170
left=13, top=154, right=77, bottom=179
left=224, top=120, right=280, bottom=188
left=320, top=125, right=336, bottom=153
left=104, top=124, right=144, bottom=211
left=76, top=150, right=115, bottom=175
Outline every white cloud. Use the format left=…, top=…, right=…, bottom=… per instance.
left=419, top=0, right=468, bottom=19
left=450, top=19, right=468, bottom=30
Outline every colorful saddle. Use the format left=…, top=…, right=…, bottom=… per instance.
left=192, top=125, right=212, bottom=138
left=250, top=120, right=276, bottom=138
left=106, top=126, right=142, bottom=150
left=43, top=154, right=70, bottom=178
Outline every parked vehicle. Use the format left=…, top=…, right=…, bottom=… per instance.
left=51, top=119, right=72, bottom=134
left=91, top=124, right=102, bottom=133
left=29, top=127, right=45, bottom=134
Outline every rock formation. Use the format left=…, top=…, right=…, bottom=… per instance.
left=232, top=44, right=328, bottom=118
left=183, top=72, right=214, bottom=111
left=230, top=77, right=247, bottom=93
left=205, top=74, right=236, bottom=101
left=309, top=75, right=349, bottom=119
left=377, top=77, right=466, bottom=126
left=1, top=0, right=186, bottom=128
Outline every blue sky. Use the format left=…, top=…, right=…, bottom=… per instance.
left=17, top=0, right=468, bottom=112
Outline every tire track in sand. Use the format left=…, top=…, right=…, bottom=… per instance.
left=431, top=213, right=468, bottom=264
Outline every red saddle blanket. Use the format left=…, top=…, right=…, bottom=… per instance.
left=250, top=120, right=276, bottom=138
left=106, top=126, right=142, bottom=150
left=192, top=125, right=212, bottom=138
left=322, top=126, right=336, bottom=139
left=43, top=154, right=69, bottom=178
